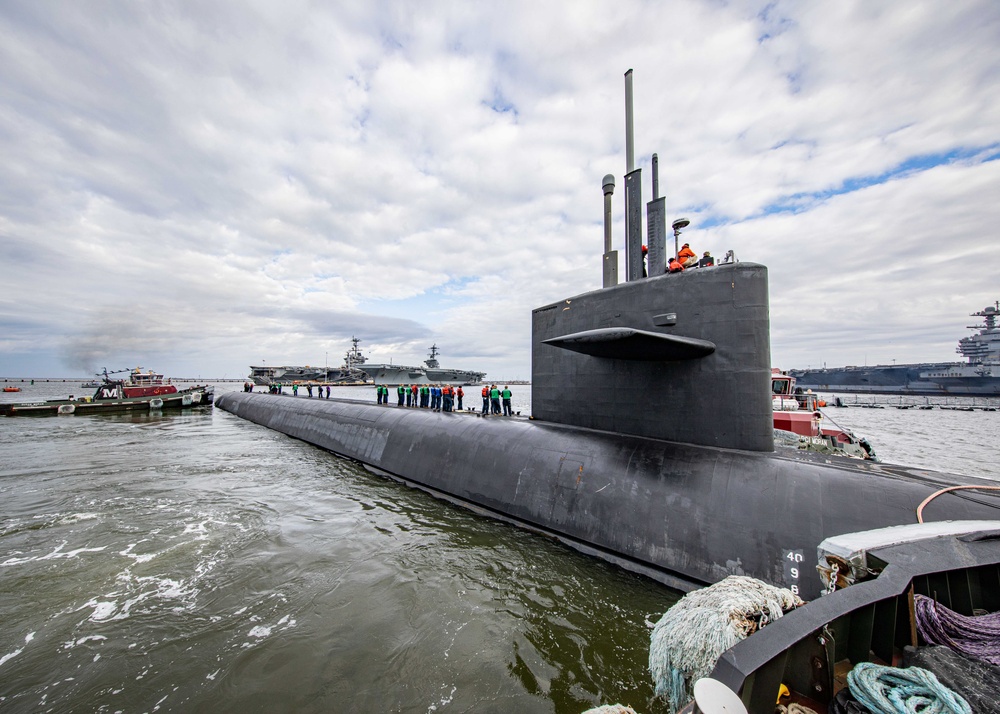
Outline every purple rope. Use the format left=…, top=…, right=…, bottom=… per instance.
left=914, top=594, right=1000, bottom=665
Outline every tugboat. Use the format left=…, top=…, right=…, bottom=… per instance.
left=0, top=367, right=213, bottom=416
left=771, top=368, right=877, bottom=459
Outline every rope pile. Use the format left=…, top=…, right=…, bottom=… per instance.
left=914, top=594, right=1000, bottom=665
left=777, top=704, right=819, bottom=714
left=846, top=662, right=971, bottom=714
left=647, top=575, right=802, bottom=712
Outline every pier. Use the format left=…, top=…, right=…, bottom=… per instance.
left=827, top=394, right=1000, bottom=412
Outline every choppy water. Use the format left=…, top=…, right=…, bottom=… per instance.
left=0, top=382, right=671, bottom=714
left=1, top=382, right=998, bottom=713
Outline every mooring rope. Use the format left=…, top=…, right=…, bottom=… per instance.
left=847, top=662, right=971, bottom=714
left=777, top=703, right=819, bottom=714
left=648, top=575, right=801, bottom=712
left=914, top=594, right=1000, bottom=665
left=915, top=484, right=1000, bottom=523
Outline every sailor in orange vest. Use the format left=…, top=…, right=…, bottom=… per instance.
left=668, top=255, right=685, bottom=273
left=677, top=242, right=697, bottom=268
left=442, top=384, right=454, bottom=412
left=456, top=386, right=464, bottom=410
left=482, top=385, right=490, bottom=415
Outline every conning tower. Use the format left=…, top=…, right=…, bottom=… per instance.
left=531, top=70, right=773, bottom=451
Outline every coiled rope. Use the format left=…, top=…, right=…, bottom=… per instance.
left=648, top=575, right=801, bottom=712
left=847, top=662, right=970, bottom=714
left=914, top=594, right=1000, bottom=665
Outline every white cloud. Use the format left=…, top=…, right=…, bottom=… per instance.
left=0, top=0, right=997, bottom=380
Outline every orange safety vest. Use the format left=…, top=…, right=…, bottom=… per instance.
left=482, top=386, right=489, bottom=397
left=669, top=258, right=684, bottom=272
left=678, top=245, right=696, bottom=261
left=443, top=386, right=453, bottom=396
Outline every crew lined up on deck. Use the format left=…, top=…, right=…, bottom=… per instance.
left=254, top=380, right=510, bottom=416
left=371, top=382, right=513, bottom=416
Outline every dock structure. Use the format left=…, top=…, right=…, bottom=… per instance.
left=827, top=394, right=1000, bottom=411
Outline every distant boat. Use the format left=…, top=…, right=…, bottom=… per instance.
left=3, top=386, right=20, bottom=393
left=790, top=302, right=1000, bottom=396
left=770, top=368, right=876, bottom=460
left=1, top=367, right=213, bottom=416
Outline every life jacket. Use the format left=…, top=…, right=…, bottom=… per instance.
left=501, top=389, right=512, bottom=399
left=411, top=385, right=418, bottom=394
left=456, top=387, right=464, bottom=397
left=668, top=258, right=684, bottom=273
left=482, top=386, right=489, bottom=397
left=443, top=386, right=453, bottom=396
left=490, top=388, right=500, bottom=398
left=397, top=386, right=405, bottom=395
left=678, top=245, right=696, bottom=261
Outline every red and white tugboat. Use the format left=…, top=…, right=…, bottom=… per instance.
left=0, top=367, right=214, bottom=416
left=771, top=368, right=876, bottom=459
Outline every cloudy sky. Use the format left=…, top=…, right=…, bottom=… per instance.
left=1, top=1, right=998, bottom=380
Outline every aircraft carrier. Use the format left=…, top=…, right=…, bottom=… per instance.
left=790, top=303, right=1000, bottom=396
left=358, top=344, right=485, bottom=385
left=248, top=337, right=371, bottom=385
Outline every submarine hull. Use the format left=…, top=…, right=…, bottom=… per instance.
left=215, top=391, right=1000, bottom=600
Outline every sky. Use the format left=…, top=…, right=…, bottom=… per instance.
left=1, top=1, right=998, bottom=380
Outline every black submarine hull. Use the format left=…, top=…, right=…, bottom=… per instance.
left=215, top=391, right=1000, bottom=600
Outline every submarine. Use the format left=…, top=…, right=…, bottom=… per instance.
left=216, top=71, right=1000, bottom=601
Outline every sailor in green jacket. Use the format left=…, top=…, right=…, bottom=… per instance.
left=501, top=386, right=513, bottom=416
left=490, top=385, right=501, bottom=415
left=397, top=384, right=406, bottom=406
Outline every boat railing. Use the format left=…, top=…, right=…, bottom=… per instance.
left=709, top=528, right=1000, bottom=712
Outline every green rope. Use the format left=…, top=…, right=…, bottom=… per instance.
left=847, top=662, right=971, bottom=714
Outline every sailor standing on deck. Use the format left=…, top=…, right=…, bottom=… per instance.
left=456, top=386, right=464, bottom=410
left=490, top=385, right=501, bottom=415
left=397, top=384, right=405, bottom=406
left=501, top=386, right=513, bottom=416
left=482, top=385, right=489, bottom=415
